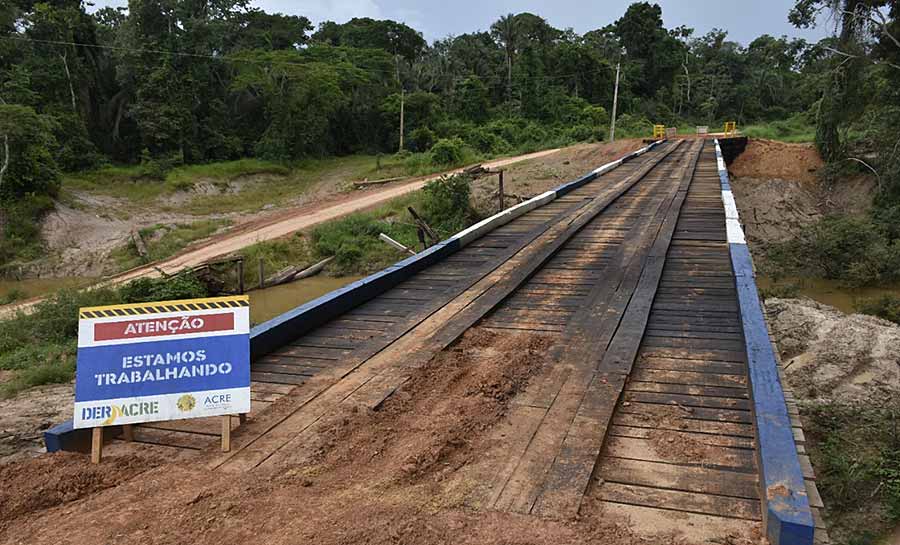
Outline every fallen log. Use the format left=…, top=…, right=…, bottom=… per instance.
left=265, top=265, right=303, bottom=286
left=293, top=256, right=334, bottom=280
left=131, top=229, right=148, bottom=259
left=262, top=256, right=335, bottom=287
left=352, top=176, right=406, bottom=188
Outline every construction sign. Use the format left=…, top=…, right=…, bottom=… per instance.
left=73, top=296, right=251, bottom=429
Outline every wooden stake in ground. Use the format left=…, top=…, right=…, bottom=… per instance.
left=407, top=207, right=439, bottom=246
left=236, top=258, right=244, bottom=294
left=91, top=427, right=102, bottom=464
left=221, top=415, right=231, bottom=452
left=498, top=170, right=505, bottom=211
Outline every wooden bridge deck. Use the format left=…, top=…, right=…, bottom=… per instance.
left=114, top=139, right=823, bottom=543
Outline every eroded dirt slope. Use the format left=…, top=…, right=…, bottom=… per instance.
left=727, top=138, right=875, bottom=255
left=767, top=297, right=900, bottom=403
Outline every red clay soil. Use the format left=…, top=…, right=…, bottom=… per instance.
left=0, top=452, right=160, bottom=531
left=0, top=329, right=755, bottom=545
left=729, top=138, right=823, bottom=186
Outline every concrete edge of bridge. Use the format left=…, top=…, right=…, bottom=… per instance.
left=715, top=139, right=816, bottom=545
left=44, top=139, right=667, bottom=454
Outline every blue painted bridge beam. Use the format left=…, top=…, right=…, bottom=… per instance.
left=715, top=139, right=815, bottom=545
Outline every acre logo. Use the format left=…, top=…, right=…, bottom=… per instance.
left=204, top=392, right=232, bottom=409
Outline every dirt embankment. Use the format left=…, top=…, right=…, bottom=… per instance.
left=0, top=329, right=737, bottom=545
left=470, top=140, right=643, bottom=213
left=727, top=139, right=875, bottom=258
left=0, top=383, right=73, bottom=465
left=766, top=297, right=900, bottom=403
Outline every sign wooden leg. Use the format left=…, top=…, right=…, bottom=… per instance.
left=221, top=415, right=231, bottom=452
left=91, top=427, right=102, bottom=464
left=123, top=424, right=134, bottom=442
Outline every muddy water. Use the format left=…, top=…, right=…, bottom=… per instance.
left=756, top=276, right=900, bottom=314
left=249, top=275, right=363, bottom=325
left=0, top=277, right=95, bottom=302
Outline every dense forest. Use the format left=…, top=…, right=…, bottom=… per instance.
left=0, top=0, right=898, bottom=273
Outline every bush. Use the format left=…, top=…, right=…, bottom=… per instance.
left=408, top=126, right=435, bottom=153
left=430, top=137, right=466, bottom=166
left=613, top=113, right=654, bottom=139
left=0, top=194, right=55, bottom=264
left=565, top=124, right=599, bottom=142
left=137, top=148, right=183, bottom=181
left=0, top=288, right=25, bottom=305
left=421, top=174, right=478, bottom=236
left=803, top=401, right=900, bottom=543
left=311, top=214, right=409, bottom=273
left=465, top=127, right=510, bottom=155
left=117, top=275, right=209, bottom=303
left=770, top=215, right=900, bottom=287
left=856, top=295, right=900, bottom=325
left=0, top=274, right=212, bottom=398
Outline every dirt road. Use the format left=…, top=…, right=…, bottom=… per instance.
left=0, top=148, right=561, bottom=318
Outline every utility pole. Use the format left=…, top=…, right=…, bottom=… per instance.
left=398, top=88, right=405, bottom=152
left=610, top=62, right=621, bottom=143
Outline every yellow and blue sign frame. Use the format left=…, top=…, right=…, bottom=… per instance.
left=73, top=295, right=251, bottom=429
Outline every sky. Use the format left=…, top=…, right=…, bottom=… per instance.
left=89, top=0, right=834, bottom=46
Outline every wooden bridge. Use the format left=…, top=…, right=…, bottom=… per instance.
left=46, top=138, right=825, bottom=545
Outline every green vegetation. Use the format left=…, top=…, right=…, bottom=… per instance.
left=0, top=287, right=24, bottom=305
left=1, top=1, right=839, bottom=266
left=767, top=215, right=900, bottom=287
left=856, top=295, right=900, bottom=325
left=757, top=1, right=900, bottom=300
left=311, top=175, right=479, bottom=275
left=0, top=275, right=208, bottom=398
left=239, top=235, right=313, bottom=288
left=803, top=401, right=900, bottom=545
left=741, top=113, right=816, bottom=143
left=110, top=219, right=233, bottom=271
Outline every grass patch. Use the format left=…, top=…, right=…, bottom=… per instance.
left=240, top=234, right=314, bottom=288
left=309, top=174, right=480, bottom=276
left=165, top=159, right=290, bottom=189
left=62, top=152, right=493, bottom=217
left=110, top=219, right=232, bottom=271
left=742, top=115, right=816, bottom=143
left=803, top=401, right=900, bottom=545
left=0, top=275, right=209, bottom=398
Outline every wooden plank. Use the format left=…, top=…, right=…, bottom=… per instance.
left=598, top=481, right=761, bottom=520
left=533, top=140, right=705, bottom=517
left=597, top=456, right=759, bottom=498
left=589, top=502, right=759, bottom=541
left=611, top=412, right=755, bottom=438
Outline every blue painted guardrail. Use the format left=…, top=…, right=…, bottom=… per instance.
left=45, top=140, right=664, bottom=453
left=715, top=139, right=815, bottom=545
